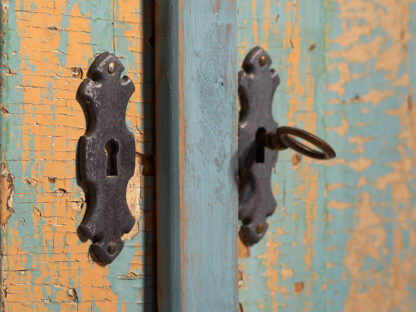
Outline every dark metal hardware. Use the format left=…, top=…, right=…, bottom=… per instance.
left=264, top=126, right=336, bottom=160
left=76, top=52, right=135, bottom=264
left=238, top=47, right=336, bottom=246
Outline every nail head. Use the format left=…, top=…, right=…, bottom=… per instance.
left=107, top=242, right=117, bottom=255
left=108, top=62, right=116, bottom=74
left=256, top=223, right=265, bottom=234
left=259, top=55, right=267, bottom=66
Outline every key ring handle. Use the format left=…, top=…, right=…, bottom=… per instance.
left=265, top=126, right=336, bottom=160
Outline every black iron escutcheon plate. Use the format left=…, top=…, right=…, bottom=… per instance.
left=76, top=52, right=135, bottom=264
left=238, top=47, right=280, bottom=246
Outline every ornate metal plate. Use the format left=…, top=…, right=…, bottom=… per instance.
left=76, top=52, right=135, bottom=264
left=238, top=47, right=280, bottom=245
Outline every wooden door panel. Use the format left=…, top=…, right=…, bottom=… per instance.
left=0, top=1, right=155, bottom=311
left=238, top=1, right=416, bottom=311
left=155, top=1, right=238, bottom=311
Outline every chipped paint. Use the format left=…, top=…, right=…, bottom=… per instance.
left=0, top=164, right=15, bottom=226
left=0, top=0, right=155, bottom=311
left=238, top=0, right=416, bottom=311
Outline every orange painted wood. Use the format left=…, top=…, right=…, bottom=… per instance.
left=0, top=0, right=156, bottom=310
left=238, top=1, right=416, bottom=311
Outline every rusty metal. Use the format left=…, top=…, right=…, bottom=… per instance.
left=76, top=52, right=135, bottom=264
left=238, top=47, right=336, bottom=246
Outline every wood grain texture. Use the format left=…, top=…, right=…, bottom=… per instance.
left=156, top=0, right=238, bottom=311
left=0, top=0, right=155, bottom=311
left=237, top=0, right=416, bottom=311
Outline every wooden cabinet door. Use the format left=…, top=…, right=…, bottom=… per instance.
left=2, top=1, right=415, bottom=311
left=237, top=1, right=416, bottom=312
left=0, top=1, right=156, bottom=311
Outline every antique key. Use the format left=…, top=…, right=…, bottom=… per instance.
left=238, top=47, right=336, bottom=246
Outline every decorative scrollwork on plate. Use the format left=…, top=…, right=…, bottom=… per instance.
left=76, top=52, right=135, bottom=264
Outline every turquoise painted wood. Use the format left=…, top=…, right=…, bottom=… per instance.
left=0, top=0, right=156, bottom=311
left=237, top=1, right=416, bottom=311
left=2, top=1, right=413, bottom=311
left=156, top=0, right=238, bottom=311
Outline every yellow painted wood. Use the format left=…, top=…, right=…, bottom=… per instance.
left=237, top=0, right=416, bottom=311
left=0, top=0, right=155, bottom=311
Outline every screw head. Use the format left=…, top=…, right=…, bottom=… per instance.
left=256, top=223, right=265, bottom=234
left=108, top=62, right=116, bottom=74
left=259, top=55, right=267, bottom=66
left=107, top=242, right=117, bottom=255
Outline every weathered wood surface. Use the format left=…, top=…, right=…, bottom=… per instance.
left=156, top=0, right=238, bottom=311
left=0, top=0, right=155, bottom=311
left=238, top=0, right=416, bottom=311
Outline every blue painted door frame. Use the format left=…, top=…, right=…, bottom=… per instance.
left=156, top=1, right=238, bottom=311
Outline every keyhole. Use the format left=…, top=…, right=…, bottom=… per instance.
left=255, top=127, right=266, bottom=163
left=105, top=139, right=119, bottom=176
